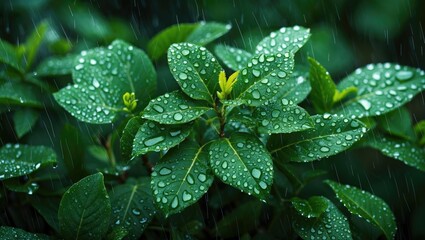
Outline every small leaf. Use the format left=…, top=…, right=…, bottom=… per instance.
left=109, top=178, right=156, bottom=239
left=269, top=114, right=368, bottom=162
left=0, top=38, right=23, bottom=72
left=35, top=54, right=76, bottom=76
left=168, top=43, right=223, bottom=104
left=253, top=98, right=313, bottom=134
left=255, top=26, right=311, bottom=55
left=121, top=117, right=144, bottom=162
left=0, top=144, right=57, bottom=180
left=231, top=52, right=295, bottom=106
left=333, top=63, right=425, bottom=118
left=376, top=107, right=416, bottom=140
left=24, top=20, right=48, bottom=69
left=308, top=57, right=337, bottom=113
left=13, top=108, right=39, bottom=138
left=333, top=86, right=358, bottom=103
left=132, top=120, right=191, bottom=158
left=151, top=141, right=213, bottom=216
left=291, top=196, right=329, bottom=218
left=271, top=70, right=311, bottom=104
left=214, top=44, right=252, bottom=71
left=0, top=226, right=49, bottom=240
left=293, top=196, right=353, bottom=240
left=209, top=133, right=273, bottom=200
left=325, top=180, right=397, bottom=240
left=0, top=82, right=43, bottom=107
left=364, top=134, right=425, bottom=172
left=142, top=90, right=212, bottom=124
left=54, top=40, right=156, bottom=124
left=58, top=173, right=111, bottom=240
left=148, top=22, right=230, bottom=60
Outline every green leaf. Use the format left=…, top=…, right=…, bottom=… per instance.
left=293, top=196, right=352, bottom=240
left=0, top=144, right=57, bottom=180
left=376, top=107, right=416, bottom=140
left=271, top=70, right=311, bottom=104
left=269, top=114, right=367, bottom=162
left=0, top=39, right=23, bottom=72
left=109, top=178, right=156, bottom=239
left=3, top=177, right=39, bottom=194
left=54, top=40, right=156, bottom=124
left=132, top=120, right=191, bottom=158
left=24, top=20, right=48, bottom=70
left=167, top=43, right=222, bottom=104
left=30, top=196, right=60, bottom=233
left=308, top=57, right=337, bottom=113
left=60, top=124, right=87, bottom=181
left=0, top=82, right=43, bottom=107
left=13, top=108, right=39, bottom=138
left=415, top=120, right=425, bottom=145
left=58, top=173, right=111, bottom=240
left=142, top=90, right=212, bottom=124
left=291, top=196, right=329, bottom=218
left=333, top=63, right=425, bottom=118
left=364, top=134, right=425, bottom=171
left=209, top=133, right=273, bottom=200
left=231, top=53, right=295, bottom=106
left=325, top=180, right=397, bottom=240
left=148, top=22, right=230, bottom=60
left=214, top=45, right=252, bottom=71
left=35, top=54, right=76, bottom=76
left=120, top=117, right=143, bottom=162
left=255, top=26, right=311, bottom=55
left=253, top=98, right=313, bottom=134
left=151, top=141, right=213, bottom=216
left=0, top=226, right=49, bottom=240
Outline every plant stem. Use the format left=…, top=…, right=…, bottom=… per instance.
left=142, top=155, right=153, bottom=174
left=213, top=102, right=226, bottom=137
left=105, top=135, right=116, bottom=168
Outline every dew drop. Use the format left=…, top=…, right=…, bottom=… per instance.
left=173, top=113, right=183, bottom=121
left=132, top=208, right=141, bottom=216
left=358, top=99, right=372, bottom=110
left=252, top=90, right=261, bottom=99
left=152, top=104, right=164, bottom=113
left=171, top=196, right=179, bottom=209
left=144, top=136, right=165, bottom=146
left=182, top=49, right=190, bottom=56
left=252, top=69, right=261, bottom=77
left=159, top=167, right=172, bottom=175
left=182, top=191, right=192, bottom=202
left=320, top=147, right=330, bottom=152
left=179, top=73, right=188, bottom=80
left=396, top=70, right=414, bottom=81
left=251, top=168, right=262, bottom=179
left=198, top=173, right=207, bottom=182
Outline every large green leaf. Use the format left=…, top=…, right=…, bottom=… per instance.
left=24, top=20, right=48, bottom=70
left=54, top=40, right=156, bottom=124
left=291, top=196, right=329, bottom=218
left=120, top=117, right=144, bottom=162
left=364, top=134, right=425, bottom=172
left=271, top=70, right=311, bottom=104
left=253, top=98, right=313, bottom=134
left=308, top=57, right=336, bottom=113
left=209, top=133, right=273, bottom=200
left=269, top=114, right=367, bottom=162
left=148, top=22, right=230, bottom=60
left=214, top=45, right=252, bottom=71
left=132, top=121, right=191, bottom=158
left=58, top=173, right=111, bottom=240
left=231, top=52, right=295, bottom=106
left=109, top=178, right=156, bottom=240
left=0, top=39, right=23, bottom=72
left=0, top=82, right=43, bottom=107
left=0, top=226, right=49, bottom=240
left=293, top=196, right=352, bottom=240
left=142, top=90, right=212, bottom=124
left=376, top=107, right=416, bottom=140
left=35, top=54, right=76, bottom=76
left=151, top=141, right=213, bottom=216
left=167, top=43, right=222, bottom=104
left=255, top=26, right=310, bottom=55
left=325, top=180, right=397, bottom=240
left=333, top=63, right=425, bottom=118
left=0, top=144, right=57, bottom=180
left=13, top=108, right=40, bottom=138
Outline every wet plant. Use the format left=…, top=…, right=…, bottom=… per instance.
left=1, top=20, right=425, bottom=240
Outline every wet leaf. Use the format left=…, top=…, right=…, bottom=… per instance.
left=0, top=39, right=23, bottom=72
left=0, top=82, right=43, bottom=107
left=271, top=70, right=311, bottom=104
left=209, top=133, right=273, bottom=200
left=3, top=177, right=40, bottom=195
left=121, top=117, right=144, bottom=162
left=376, top=107, right=416, bottom=140
left=168, top=43, right=222, bottom=104
left=24, top=20, right=48, bottom=69
left=214, top=44, right=252, bottom=71
left=308, top=57, right=336, bottom=113
left=0, top=226, right=49, bottom=240
left=269, top=114, right=367, bottom=162
left=13, top=108, right=39, bottom=138
left=0, top=144, right=57, bottom=180
left=142, top=90, right=212, bottom=124
left=255, top=25, right=310, bottom=55
left=325, top=180, right=396, bottom=240
left=58, top=173, right=111, bottom=240
left=35, top=54, right=76, bottom=76
left=231, top=52, right=295, bottom=106
left=151, top=141, right=213, bottom=216
left=293, top=196, right=352, bottom=240
left=54, top=40, right=156, bottom=124
left=109, top=178, right=156, bottom=239
left=333, top=63, right=425, bottom=118
left=291, top=196, right=329, bottom=218
left=253, top=98, right=313, bottom=134
left=148, top=22, right=230, bottom=60
left=132, top=120, right=191, bottom=158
